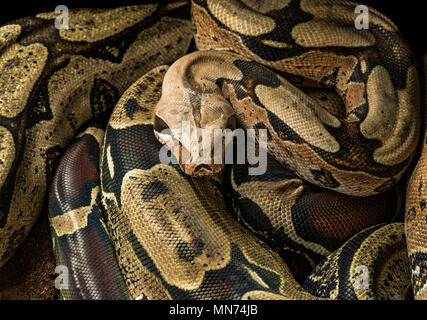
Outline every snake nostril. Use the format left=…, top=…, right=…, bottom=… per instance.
left=194, top=164, right=213, bottom=174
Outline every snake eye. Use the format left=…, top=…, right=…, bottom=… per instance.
left=226, top=115, right=237, bottom=130
left=154, top=115, right=169, bottom=133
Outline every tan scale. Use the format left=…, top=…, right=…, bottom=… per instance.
left=0, top=5, right=193, bottom=267
left=102, top=190, right=172, bottom=300
left=230, top=173, right=330, bottom=257
left=349, top=223, right=411, bottom=300
left=0, top=126, right=14, bottom=190
left=405, top=54, right=427, bottom=300
left=0, top=24, right=21, bottom=50
left=103, top=67, right=318, bottom=299
left=36, top=5, right=159, bottom=42
left=0, top=43, right=48, bottom=118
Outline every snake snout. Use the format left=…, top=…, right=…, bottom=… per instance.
left=193, top=164, right=213, bottom=175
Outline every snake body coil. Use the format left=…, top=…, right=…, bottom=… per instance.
left=0, top=0, right=425, bottom=300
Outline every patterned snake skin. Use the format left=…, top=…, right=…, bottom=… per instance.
left=0, top=0, right=425, bottom=299
left=405, top=54, right=427, bottom=300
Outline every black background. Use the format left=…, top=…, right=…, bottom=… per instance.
left=0, top=0, right=424, bottom=59
left=0, top=0, right=424, bottom=309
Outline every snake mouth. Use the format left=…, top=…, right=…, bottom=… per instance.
left=193, top=164, right=214, bottom=175
left=183, top=163, right=223, bottom=176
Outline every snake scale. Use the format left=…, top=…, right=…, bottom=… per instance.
left=0, top=0, right=425, bottom=300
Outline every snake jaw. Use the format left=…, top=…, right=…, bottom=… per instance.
left=184, top=163, right=223, bottom=176
left=153, top=112, right=228, bottom=176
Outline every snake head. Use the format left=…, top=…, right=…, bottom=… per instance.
left=153, top=54, right=238, bottom=176
left=154, top=92, right=237, bottom=176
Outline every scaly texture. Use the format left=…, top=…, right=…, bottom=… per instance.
left=0, top=2, right=193, bottom=267
left=0, top=0, right=424, bottom=300
left=101, top=66, right=315, bottom=299
left=405, top=54, right=427, bottom=300
left=48, top=122, right=129, bottom=299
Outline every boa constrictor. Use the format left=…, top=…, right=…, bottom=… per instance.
left=0, top=0, right=424, bottom=299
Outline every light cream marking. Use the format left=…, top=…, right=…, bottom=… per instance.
left=361, top=60, right=367, bottom=74
left=0, top=16, right=192, bottom=267
left=164, top=0, right=188, bottom=11
left=101, top=192, right=172, bottom=300
left=0, top=126, right=14, bottom=190
left=405, top=55, right=427, bottom=300
left=109, top=66, right=169, bottom=130
left=36, top=5, right=158, bottom=42
left=206, top=0, right=276, bottom=36
left=292, top=19, right=375, bottom=48
left=293, top=0, right=398, bottom=47
left=242, top=265, right=270, bottom=288
left=106, top=145, right=115, bottom=179
left=304, top=88, right=345, bottom=118
left=50, top=186, right=99, bottom=237
left=0, top=24, right=21, bottom=50
left=349, top=223, right=408, bottom=300
left=361, top=66, right=420, bottom=165
left=120, top=164, right=231, bottom=290
left=241, top=0, right=291, bottom=14
left=304, top=247, right=341, bottom=299
left=0, top=43, right=48, bottom=118
left=231, top=174, right=330, bottom=257
left=299, top=0, right=397, bottom=32
left=190, top=177, right=316, bottom=299
left=242, top=290, right=288, bottom=300
left=261, top=39, right=293, bottom=48
left=255, top=82, right=340, bottom=153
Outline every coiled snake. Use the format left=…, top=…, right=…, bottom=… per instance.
left=0, top=0, right=425, bottom=299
